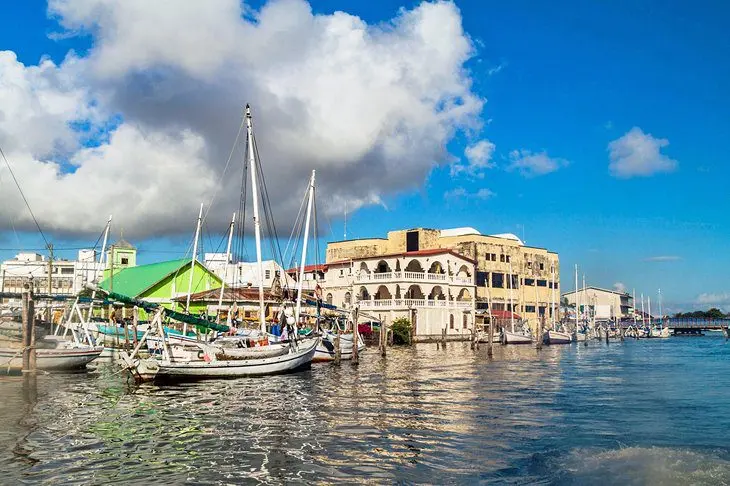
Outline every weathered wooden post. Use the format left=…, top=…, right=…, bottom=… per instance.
left=536, top=316, right=544, bottom=350
left=605, top=324, right=610, bottom=345
left=351, top=306, right=360, bottom=365
left=380, top=318, right=386, bottom=357
left=441, top=327, right=446, bottom=348
left=21, top=283, right=37, bottom=373
left=334, top=324, right=341, bottom=364
left=132, top=306, right=139, bottom=349
left=487, top=319, right=494, bottom=357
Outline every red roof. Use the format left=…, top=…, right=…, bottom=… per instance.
left=489, top=310, right=521, bottom=320
left=286, top=264, right=327, bottom=274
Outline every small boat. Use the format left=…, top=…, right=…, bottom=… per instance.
left=543, top=330, right=572, bottom=345
left=501, top=330, right=532, bottom=344
left=313, top=331, right=365, bottom=361
left=127, top=338, right=318, bottom=381
left=0, top=336, right=103, bottom=372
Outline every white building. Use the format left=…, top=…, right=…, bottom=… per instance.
left=562, top=286, right=634, bottom=319
left=204, top=253, right=287, bottom=290
left=287, top=249, right=477, bottom=339
left=0, top=250, right=105, bottom=296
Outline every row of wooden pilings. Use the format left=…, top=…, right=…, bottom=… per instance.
left=330, top=307, right=390, bottom=366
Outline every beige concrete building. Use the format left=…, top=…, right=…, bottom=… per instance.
left=562, top=286, right=633, bottom=319
left=325, top=227, right=560, bottom=335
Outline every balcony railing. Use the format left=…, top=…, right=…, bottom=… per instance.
left=355, top=271, right=472, bottom=285
left=358, top=298, right=473, bottom=310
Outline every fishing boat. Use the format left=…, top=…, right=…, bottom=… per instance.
left=543, top=329, right=572, bottom=345
left=314, top=329, right=366, bottom=361
left=0, top=336, right=103, bottom=372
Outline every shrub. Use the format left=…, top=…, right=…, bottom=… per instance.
left=391, top=317, right=412, bottom=345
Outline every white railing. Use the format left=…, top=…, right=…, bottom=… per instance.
left=354, top=270, right=473, bottom=285
left=427, top=273, right=447, bottom=281
left=453, top=276, right=473, bottom=285
left=403, top=272, right=426, bottom=280
left=358, top=298, right=473, bottom=310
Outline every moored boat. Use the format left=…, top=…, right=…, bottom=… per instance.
left=0, top=337, right=103, bottom=372
left=313, top=331, right=365, bottom=361
left=543, top=330, right=572, bottom=345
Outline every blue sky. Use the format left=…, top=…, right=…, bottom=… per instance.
left=1, top=1, right=729, bottom=312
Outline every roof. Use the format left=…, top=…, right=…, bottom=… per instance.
left=286, top=264, right=327, bottom=274
left=99, top=258, right=210, bottom=297
left=562, top=286, right=632, bottom=298
left=440, top=227, right=481, bottom=238
left=489, top=233, right=524, bottom=245
left=489, top=310, right=522, bottom=320
left=357, top=248, right=477, bottom=265
left=111, top=239, right=136, bottom=250
left=177, top=286, right=319, bottom=304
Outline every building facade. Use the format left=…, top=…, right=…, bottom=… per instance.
left=325, top=227, right=560, bottom=334
left=562, top=286, right=633, bottom=319
left=1, top=250, right=105, bottom=296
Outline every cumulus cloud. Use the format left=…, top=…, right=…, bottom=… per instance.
left=0, top=0, right=485, bottom=239
left=444, top=186, right=495, bottom=200
left=506, top=149, right=568, bottom=177
left=451, top=139, right=495, bottom=177
left=695, top=292, right=730, bottom=306
left=644, top=255, right=681, bottom=262
left=608, top=127, right=678, bottom=178
left=613, top=282, right=627, bottom=293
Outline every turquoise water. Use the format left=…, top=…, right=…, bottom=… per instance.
left=1, top=335, right=729, bottom=484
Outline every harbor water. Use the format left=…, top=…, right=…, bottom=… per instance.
left=1, top=335, right=729, bottom=484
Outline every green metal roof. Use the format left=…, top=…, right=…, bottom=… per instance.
left=99, top=258, right=193, bottom=297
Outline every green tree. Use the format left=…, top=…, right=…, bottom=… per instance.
left=391, top=317, right=412, bottom=345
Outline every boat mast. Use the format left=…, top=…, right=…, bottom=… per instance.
left=658, top=288, right=662, bottom=329
left=633, top=288, right=637, bottom=324
left=295, top=170, right=316, bottom=333
left=87, top=215, right=112, bottom=322
left=217, top=212, right=236, bottom=324
left=508, top=261, right=514, bottom=332
left=246, top=105, right=267, bottom=333
left=582, top=274, right=586, bottom=324
left=641, top=293, right=646, bottom=327
left=550, top=262, right=555, bottom=326
left=574, top=264, right=579, bottom=331
left=183, top=203, right=203, bottom=337
left=648, top=296, right=652, bottom=327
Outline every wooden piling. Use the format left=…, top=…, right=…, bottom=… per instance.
left=605, top=325, right=609, bottom=344
left=132, top=306, right=139, bottom=350
left=334, top=325, right=341, bottom=365
left=487, top=321, right=494, bottom=357
left=351, top=307, right=359, bottom=365
left=536, top=316, right=544, bottom=350
left=380, top=318, right=386, bottom=357
left=21, top=284, right=36, bottom=373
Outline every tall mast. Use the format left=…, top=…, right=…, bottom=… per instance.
left=217, top=212, right=236, bottom=324
left=89, top=215, right=112, bottom=319
left=550, top=262, right=555, bottom=326
left=582, top=274, right=586, bottom=322
left=641, top=293, right=646, bottom=327
left=184, top=203, right=203, bottom=339
left=295, top=170, right=316, bottom=332
left=633, top=288, right=637, bottom=324
left=508, top=261, right=514, bottom=332
left=648, top=296, right=652, bottom=327
left=246, top=105, right=266, bottom=333
left=574, top=264, right=579, bottom=329
left=658, top=288, right=662, bottom=328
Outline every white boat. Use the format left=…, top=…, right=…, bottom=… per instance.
left=0, top=337, right=103, bottom=372
left=314, top=331, right=365, bottom=361
left=649, top=326, right=671, bottom=338
left=574, top=330, right=587, bottom=342
left=501, top=330, right=532, bottom=344
left=128, top=338, right=318, bottom=381
left=543, top=330, right=572, bottom=345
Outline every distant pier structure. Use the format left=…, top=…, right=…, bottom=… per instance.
left=665, top=318, right=730, bottom=336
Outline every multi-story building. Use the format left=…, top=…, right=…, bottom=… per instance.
left=0, top=250, right=106, bottom=296
left=325, top=227, right=560, bottom=335
left=562, top=286, right=633, bottom=319
left=204, top=253, right=287, bottom=290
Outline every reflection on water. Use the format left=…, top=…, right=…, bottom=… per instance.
left=1, top=337, right=729, bottom=484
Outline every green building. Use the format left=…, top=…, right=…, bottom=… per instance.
left=99, top=258, right=222, bottom=317
left=103, top=238, right=137, bottom=280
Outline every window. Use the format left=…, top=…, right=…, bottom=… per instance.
left=265, top=270, right=271, bottom=279
left=539, top=263, right=544, bottom=270
left=406, top=230, right=419, bottom=252
left=463, top=314, right=468, bottom=329
left=121, top=257, right=129, bottom=265
left=326, top=293, right=333, bottom=304
left=344, top=292, right=351, bottom=305
left=525, top=305, right=536, bottom=313
left=340, top=269, right=344, bottom=276
left=61, top=267, right=74, bottom=275
left=449, top=314, right=454, bottom=329
left=524, top=278, right=535, bottom=286
left=491, top=272, right=504, bottom=288
left=500, top=254, right=505, bottom=262
left=491, top=253, right=497, bottom=261
left=537, top=280, right=547, bottom=287
left=527, top=262, right=532, bottom=269
left=506, top=255, right=511, bottom=263
left=476, top=271, right=488, bottom=287
left=510, top=274, right=519, bottom=289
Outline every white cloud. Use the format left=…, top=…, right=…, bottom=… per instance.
left=644, top=255, right=681, bottom=262
left=487, top=63, right=504, bottom=76
left=444, top=186, right=495, bottom=200
left=613, top=282, right=627, bottom=293
left=695, top=292, right=730, bottom=306
left=0, top=0, right=485, bottom=239
left=608, top=127, right=678, bottom=178
left=451, top=139, right=495, bottom=177
left=506, top=149, right=568, bottom=177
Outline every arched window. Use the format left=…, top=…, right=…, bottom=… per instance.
left=449, top=314, right=455, bottom=329
left=326, top=293, right=333, bottom=304
left=463, top=314, right=468, bottom=329
left=344, top=292, right=351, bottom=305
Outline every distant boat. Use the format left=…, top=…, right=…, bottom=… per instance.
left=543, top=329, right=572, bottom=345
left=314, top=330, right=365, bottom=362
left=0, top=336, right=102, bottom=372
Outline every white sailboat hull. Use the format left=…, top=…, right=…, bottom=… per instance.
left=649, top=327, right=671, bottom=338
left=501, top=330, right=533, bottom=345
left=313, top=332, right=365, bottom=361
left=575, top=331, right=587, bottom=342
left=131, top=338, right=318, bottom=381
left=543, top=330, right=572, bottom=345
left=0, top=345, right=103, bottom=372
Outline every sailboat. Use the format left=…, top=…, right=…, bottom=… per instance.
left=543, top=264, right=572, bottom=345
left=501, top=263, right=533, bottom=344
left=120, top=105, right=317, bottom=381
left=648, top=289, right=671, bottom=338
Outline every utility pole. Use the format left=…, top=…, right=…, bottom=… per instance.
left=47, top=243, right=54, bottom=322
